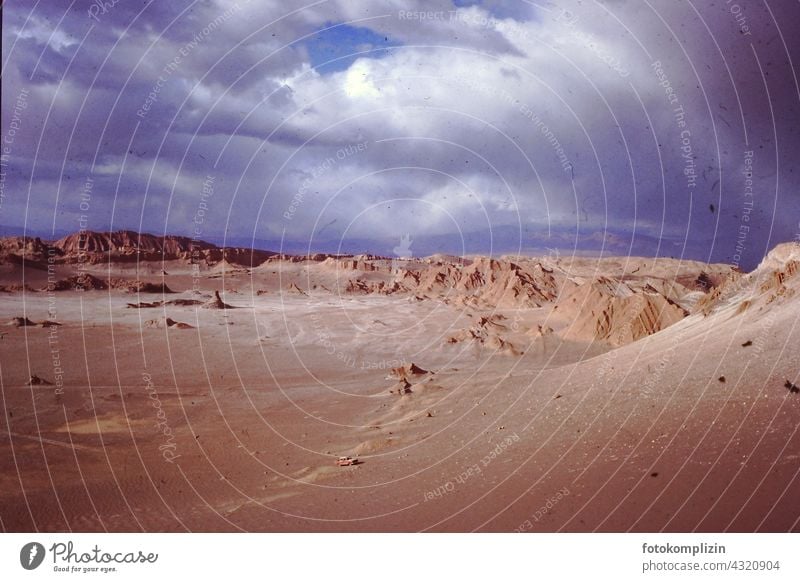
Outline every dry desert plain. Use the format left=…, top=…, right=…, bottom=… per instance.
left=1, top=231, right=799, bottom=532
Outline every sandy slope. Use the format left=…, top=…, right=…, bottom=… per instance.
left=0, top=237, right=797, bottom=532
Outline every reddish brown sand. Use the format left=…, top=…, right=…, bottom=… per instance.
left=0, top=233, right=798, bottom=532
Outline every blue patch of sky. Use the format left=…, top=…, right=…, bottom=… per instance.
left=305, top=23, right=400, bottom=74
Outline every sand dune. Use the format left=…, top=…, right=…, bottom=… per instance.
left=557, top=277, right=687, bottom=346
left=697, top=243, right=800, bottom=316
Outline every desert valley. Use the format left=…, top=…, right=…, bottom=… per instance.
left=0, top=231, right=798, bottom=532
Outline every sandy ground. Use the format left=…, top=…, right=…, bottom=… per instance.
left=1, top=250, right=799, bottom=532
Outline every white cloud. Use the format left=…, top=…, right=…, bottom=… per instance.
left=343, top=59, right=383, bottom=99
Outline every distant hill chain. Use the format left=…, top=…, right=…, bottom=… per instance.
left=1, top=230, right=798, bottom=348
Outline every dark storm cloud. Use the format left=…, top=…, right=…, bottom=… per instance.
left=1, top=0, right=798, bottom=268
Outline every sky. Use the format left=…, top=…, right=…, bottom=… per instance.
left=1, top=0, right=799, bottom=268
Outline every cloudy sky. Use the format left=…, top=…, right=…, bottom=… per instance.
left=1, top=0, right=799, bottom=267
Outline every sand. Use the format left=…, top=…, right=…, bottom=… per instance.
left=0, top=233, right=798, bottom=532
